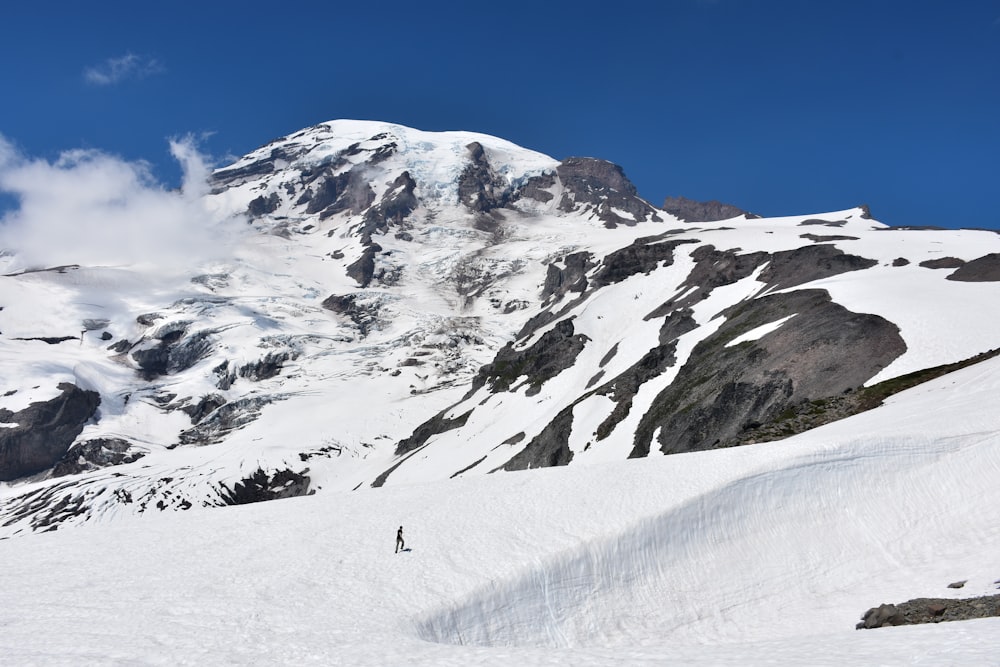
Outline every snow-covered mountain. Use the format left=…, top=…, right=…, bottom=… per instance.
left=2, top=119, right=1000, bottom=537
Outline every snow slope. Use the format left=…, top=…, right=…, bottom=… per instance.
left=382, top=210, right=1000, bottom=482
left=2, top=353, right=999, bottom=665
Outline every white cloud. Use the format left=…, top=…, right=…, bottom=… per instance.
left=169, top=133, right=214, bottom=198
left=0, top=136, right=245, bottom=273
left=83, top=53, right=163, bottom=86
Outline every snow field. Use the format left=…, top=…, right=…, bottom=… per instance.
left=3, top=354, right=1000, bottom=665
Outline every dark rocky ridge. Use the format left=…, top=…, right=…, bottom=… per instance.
left=662, top=195, right=752, bottom=222
left=947, top=252, right=1000, bottom=281
left=347, top=171, right=419, bottom=287
left=654, top=242, right=877, bottom=313
left=208, top=147, right=283, bottom=190
left=517, top=172, right=556, bottom=203
left=302, top=167, right=376, bottom=220
left=800, top=233, right=860, bottom=243
left=358, top=171, right=418, bottom=241
left=920, top=257, right=965, bottom=270
left=394, top=410, right=472, bottom=457
left=759, top=243, right=878, bottom=291
left=322, top=294, right=381, bottom=336
left=11, top=336, right=79, bottom=344
left=248, top=192, right=281, bottom=217
left=182, top=394, right=227, bottom=424
left=556, top=158, right=662, bottom=227
left=858, top=594, right=1000, bottom=629
left=377, top=319, right=590, bottom=484
left=51, top=437, right=143, bottom=477
left=458, top=142, right=515, bottom=213
left=734, top=346, right=1000, bottom=446
left=177, top=395, right=276, bottom=445
left=631, top=289, right=905, bottom=457
left=0, top=383, right=101, bottom=481
left=218, top=468, right=311, bottom=505
left=591, top=310, right=697, bottom=443
left=473, top=318, right=589, bottom=395
left=500, top=406, right=575, bottom=471
left=516, top=234, right=696, bottom=349
left=130, top=321, right=216, bottom=381
left=591, top=236, right=698, bottom=289
left=540, top=251, right=594, bottom=302
left=647, top=245, right=768, bottom=317
left=799, top=218, right=847, bottom=227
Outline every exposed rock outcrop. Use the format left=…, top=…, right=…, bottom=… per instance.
left=800, top=218, right=847, bottom=227
left=517, top=172, right=556, bottom=203
left=920, top=257, right=965, bottom=270
left=800, top=233, right=859, bottom=243
left=500, top=406, right=575, bottom=471
left=759, top=243, right=878, bottom=291
left=661, top=195, right=751, bottom=222
left=322, top=293, right=382, bottom=336
left=591, top=236, right=697, bottom=288
left=556, top=158, right=661, bottom=227
left=0, top=383, right=101, bottom=481
left=947, top=252, right=1000, bottom=282
left=51, top=437, right=143, bottom=477
left=181, top=394, right=227, bottom=424
left=218, top=468, right=311, bottom=505
left=395, top=409, right=472, bottom=457
left=340, top=170, right=418, bottom=287
left=248, top=192, right=281, bottom=217
left=631, top=289, right=905, bottom=457
left=130, top=321, right=216, bottom=381
left=473, top=319, right=589, bottom=395
left=458, top=142, right=514, bottom=213
left=655, top=245, right=769, bottom=313
left=208, top=147, right=284, bottom=190
left=592, top=310, right=697, bottom=441
left=238, top=351, right=294, bottom=381
left=177, top=395, right=276, bottom=445
left=735, top=347, right=1000, bottom=445
left=359, top=171, right=418, bottom=240
left=541, top=251, right=594, bottom=302
left=346, top=244, right=382, bottom=287
left=305, top=168, right=376, bottom=219
left=858, top=594, right=1000, bottom=629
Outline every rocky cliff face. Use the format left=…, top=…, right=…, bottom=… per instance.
left=0, top=383, right=101, bottom=481
left=662, top=195, right=753, bottom=222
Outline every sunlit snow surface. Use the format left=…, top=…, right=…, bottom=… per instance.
left=3, top=122, right=1000, bottom=663
left=2, top=355, right=999, bottom=664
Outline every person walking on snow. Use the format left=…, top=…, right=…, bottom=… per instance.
left=396, top=526, right=405, bottom=553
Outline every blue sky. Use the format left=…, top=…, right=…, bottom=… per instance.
left=2, top=0, right=999, bottom=228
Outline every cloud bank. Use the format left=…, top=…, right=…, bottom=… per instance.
left=83, top=53, right=163, bottom=86
left=0, top=136, right=245, bottom=272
